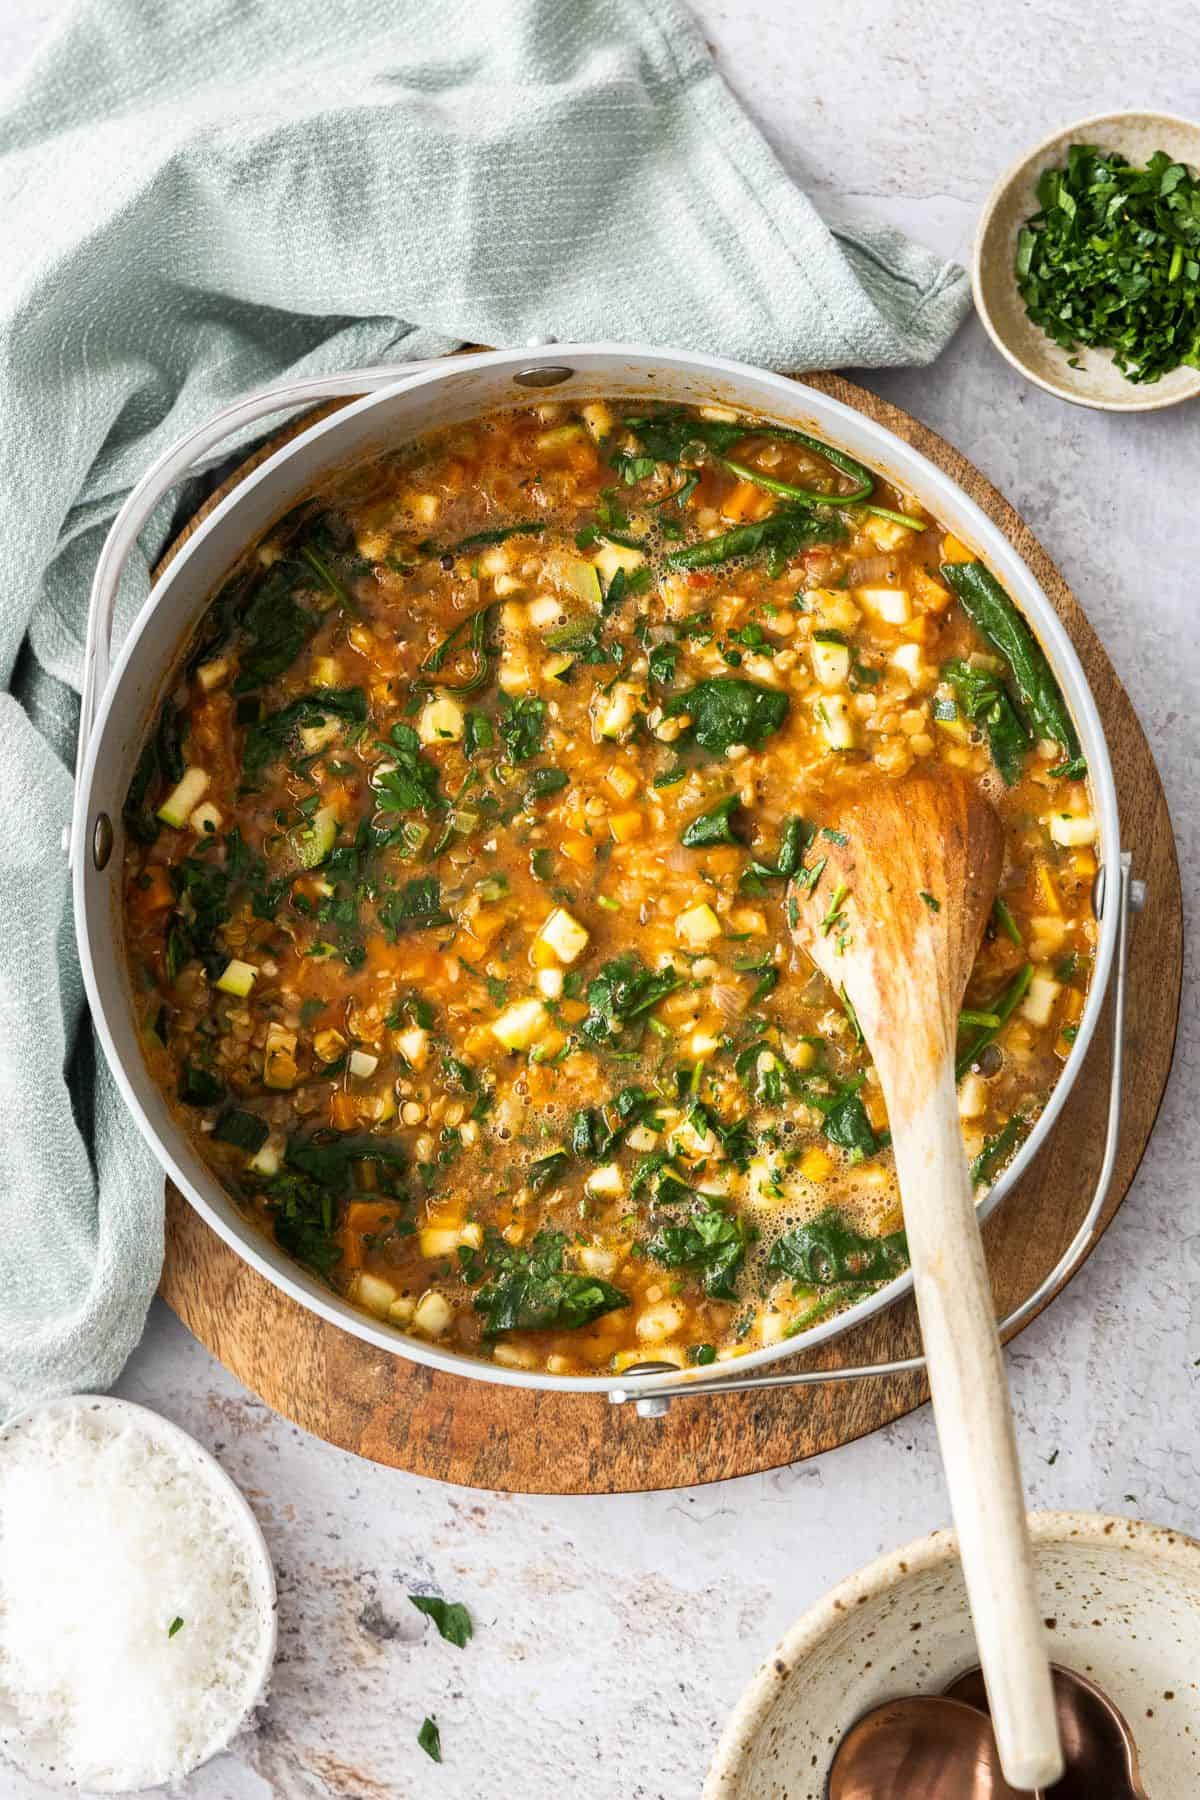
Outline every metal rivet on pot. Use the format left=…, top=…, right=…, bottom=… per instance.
left=512, top=365, right=574, bottom=388
left=92, top=812, right=114, bottom=871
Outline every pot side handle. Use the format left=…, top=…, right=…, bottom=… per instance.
left=68, top=359, right=448, bottom=870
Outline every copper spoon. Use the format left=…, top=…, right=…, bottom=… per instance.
left=948, top=1663, right=1148, bottom=1797
left=827, top=1697, right=1030, bottom=1798
left=789, top=768, right=1061, bottom=1790
left=827, top=1668, right=1147, bottom=1799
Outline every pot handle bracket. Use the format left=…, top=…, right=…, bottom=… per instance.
left=611, top=852, right=1142, bottom=1418
left=67, top=360, right=450, bottom=870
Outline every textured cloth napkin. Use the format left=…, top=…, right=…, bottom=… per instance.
left=0, top=0, right=969, bottom=1410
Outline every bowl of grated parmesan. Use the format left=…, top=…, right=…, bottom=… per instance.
left=0, top=1395, right=277, bottom=1792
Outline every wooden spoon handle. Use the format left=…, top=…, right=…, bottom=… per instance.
left=893, top=1058, right=1063, bottom=1792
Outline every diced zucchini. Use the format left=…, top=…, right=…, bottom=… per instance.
left=576, top=1243, right=620, bottom=1276
left=586, top=1163, right=625, bottom=1198
left=196, top=656, right=230, bottom=693
left=535, top=423, right=586, bottom=452
left=313, top=1029, right=348, bottom=1064
left=811, top=638, right=850, bottom=689
left=311, top=655, right=341, bottom=687
left=542, top=652, right=575, bottom=681
left=593, top=542, right=645, bottom=583
left=349, top=1049, right=379, bottom=1078
left=813, top=692, right=856, bottom=750
left=890, top=642, right=929, bottom=688
left=1048, top=813, right=1097, bottom=848
left=189, top=801, right=223, bottom=836
left=536, top=906, right=590, bottom=964
left=490, top=998, right=548, bottom=1051
left=354, top=1272, right=398, bottom=1319
left=388, top=1296, right=417, bottom=1325
left=413, top=1290, right=452, bottom=1335
left=395, top=1026, right=429, bottom=1069
left=595, top=682, right=639, bottom=741
left=215, top=958, right=258, bottom=997
left=298, top=717, right=343, bottom=755
left=581, top=401, right=614, bottom=443
left=536, top=966, right=564, bottom=999
left=291, top=803, right=339, bottom=869
left=1020, top=973, right=1061, bottom=1027
left=675, top=902, right=722, bottom=949
left=419, top=1227, right=462, bottom=1259
left=857, top=585, right=912, bottom=625
left=418, top=693, right=465, bottom=744
left=527, top=594, right=565, bottom=628
left=157, top=767, right=209, bottom=829
left=862, top=514, right=914, bottom=552
left=263, top=1023, right=298, bottom=1090
left=566, top=561, right=604, bottom=611
left=958, top=1073, right=988, bottom=1120
left=247, top=1138, right=283, bottom=1178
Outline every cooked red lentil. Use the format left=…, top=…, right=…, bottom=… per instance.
left=121, top=399, right=1097, bottom=1376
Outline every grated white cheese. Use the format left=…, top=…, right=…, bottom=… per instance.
left=0, top=1401, right=273, bottom=1792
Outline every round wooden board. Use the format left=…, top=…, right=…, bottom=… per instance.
left=158, top=372, right=1183, bottom=1493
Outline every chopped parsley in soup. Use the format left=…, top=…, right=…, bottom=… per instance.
left=121, top=399, right=1097, bottom=1376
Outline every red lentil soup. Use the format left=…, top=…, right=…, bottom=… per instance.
left=121, top=399, right=1096, bottom=1377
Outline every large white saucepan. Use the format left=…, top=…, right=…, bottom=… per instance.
left=71, top=344, right=1133, bottom=1407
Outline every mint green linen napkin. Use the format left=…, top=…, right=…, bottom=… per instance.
left=0, top=0, right=969, bottom=1409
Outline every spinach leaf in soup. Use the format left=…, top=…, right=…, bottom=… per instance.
left=377, top=877, right=450, bottom=938
left=664, top=677, right=789, bottom=754
left=231, top=562, right=321, bottom=693
left=680, top=793, right=745, bottom=848
left=942, top=660, right=1030, bottom=787
left=643, top=1196, right=754, bottom=1300
left=242, top=687, right=368, bottom=779
left=498, top=695, right=547, bottom=762
left=373, top=723, right=443, bottom=813
left=940, top=561, right=1082, bottom=772
left=471, top=1229, right=629, bottom=1335
left=768, top=1210, right=909, bottom=1286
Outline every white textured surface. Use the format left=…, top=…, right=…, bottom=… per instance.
left=5, top=4, right=1199, bottom=1796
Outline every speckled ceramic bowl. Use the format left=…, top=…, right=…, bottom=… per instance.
left=974, top=110, right=1200, bottom=411
left=704, top=1511, right=1200, bottom=1799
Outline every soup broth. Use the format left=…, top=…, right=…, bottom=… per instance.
left=121, top=399, right=1096, bottom=1376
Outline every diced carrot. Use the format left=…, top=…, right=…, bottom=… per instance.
left=337, top=1228, right=365, bottom=1272
left=331, top=1091, right=358, bottom=1131
left=608, top=809, right=643, bottom=844
left=1072, top=850, right=1097, bottom=878
left=346, top=1201, right=401, bottom=1236
left=560, top=831, right=596, bottom=866
left=138, top=865, right=175, bottom=912
left=559, top=998, right=589, bottom=1025
left=941, top=533, right=975, bottom=563
left=1061, top=988, right=1085, bottom=1025
left=703, top=847, right=742, bottom=877
left=912, top=569, right=951, bottom=613
left=865, top=1089, right=890, bottom=1134
left=720, top=481, right=772, bottom=523
left=467, top=906, right=506, bottom=947
left=1036, top=862, right=1061, bottom=914
left=799, top=1146, right=834, bottom=1182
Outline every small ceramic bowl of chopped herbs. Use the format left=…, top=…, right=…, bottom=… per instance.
left=973, top=110, right=1200, bottom=410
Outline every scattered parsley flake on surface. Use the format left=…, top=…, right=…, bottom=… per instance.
left=409, top=1594, right=474, bottom=1648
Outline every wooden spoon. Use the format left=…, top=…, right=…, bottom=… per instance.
left=789, top=766, right=1063, bottom=1792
